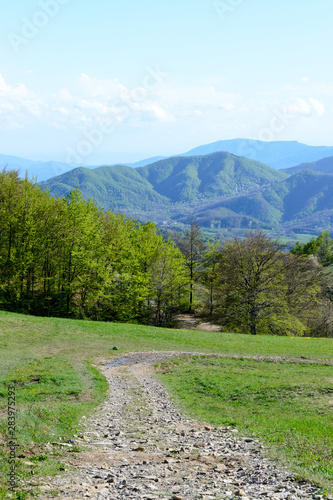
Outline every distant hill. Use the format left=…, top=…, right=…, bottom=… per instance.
left=138, top=152, right=287, bottom=202
left=41, top=164, right=169, bottom=210
left=0, top=154, right=83, bottom=182
left=188, top=170, right=333, bottom=232
left=36, top=153, right=333, bottom=234
left=41, top=152, right=287, bottom=209
left=182, top=139, right=333, bottom=170
left=283, top=156, right=333, bottom=175
left=5, top=139, right=333, bottom=182
left=130, top=156, right=167, bottom=168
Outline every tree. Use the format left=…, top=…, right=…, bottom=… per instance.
left=0, top=171, right=190, bottom=324
left=0, top=169, right=60, bottom=314
left=201, top=241, right=220, bottom=317
left=174, top=218, right=206, bottom=312
left=212, top=231, right=325, bottom=336
left=147, top=238, right=188, bottom=325
left=215, top=231, right=288, bottom=335
left=291, top=232, right=333, bottom=266
left=52, top=189, right=107, bottom=318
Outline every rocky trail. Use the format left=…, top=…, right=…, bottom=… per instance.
left=41, top=352, right=329, bottom=500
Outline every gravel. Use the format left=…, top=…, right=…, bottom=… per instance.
left=40, top=352, right=329, bottom=500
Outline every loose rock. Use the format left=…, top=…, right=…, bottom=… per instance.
left=40, top=351, right=323, bottom=500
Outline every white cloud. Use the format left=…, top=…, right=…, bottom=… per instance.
left=283, top=97, right=325, bottom=117
left=309, top=97, right=325, bottom=116
left=59, top=88, right=72, bottom=101
left=0, top=73, right=174, bottom=131
left=0, top=73, right=329, bottom=148
left=0, top=74, right=42, bottom=127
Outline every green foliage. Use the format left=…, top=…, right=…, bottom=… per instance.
left=205, top=231, right=324, bottom=336
left=292, top=231, right=333, bottom=266
left=200, top=240, right=220, bottom=316
left=2, top=169, right=332, bottom=335
left=41, top=152, right=287, bottom=208
left=174, top=219, right=206, bottom=311
left=40, top=154, right=333, bottom=236
left=0, top=170, right=189, bottom=325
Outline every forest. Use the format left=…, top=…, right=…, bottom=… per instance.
left=1, top=168, right=333, bottom=337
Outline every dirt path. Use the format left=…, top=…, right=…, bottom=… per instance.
left=174, top=314, right=221, bottom=332
left=41, top=352, right=326, bottom=499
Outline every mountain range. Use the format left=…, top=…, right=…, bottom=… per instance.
left=182, top=139, right=333, bottom=170
left=282, top=156, right=333, bottom=175
left=41, top=152, right=286, bottom=209
left=5, top=139, right=333, bottom=238
left=189, top=169, right=333, bottom=233
left=3, top=139, right=333, bottom=182
left=40, top=151, right=333, bottom=236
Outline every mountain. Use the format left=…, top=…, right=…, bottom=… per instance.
left=138, top=152, right=287, bottom=202
left=188, top=170, right=333, bottom=232
left=0, top=154, right=86, bottom=182
left=283, top=156, right=333, bottom=175
left=38, top=153, right=333, bottom=235
left=182, top=139, right=333, bottom=170
left=41, top=152, right=287, bottom=210
left=130, top=156, right=167, bottom=168
left=41, top=164, right=169, bottom=210
left=5, top=139, right=333, bottom=182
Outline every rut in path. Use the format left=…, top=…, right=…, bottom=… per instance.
left=42, top=352, right=323, bottom=500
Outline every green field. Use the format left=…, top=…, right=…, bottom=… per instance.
left=0, top=310, right=332, bottom=497
left=157, top=355, right=333, bottom=494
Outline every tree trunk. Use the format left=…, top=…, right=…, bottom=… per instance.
left=189, top=284, right=193, bottom=313
left=250, top=322, right=257, bottom=335
left=250, top=310, right=257, bottom=335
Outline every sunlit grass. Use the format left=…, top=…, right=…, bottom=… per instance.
left=157, top=355, right=333, bottom=493
left=0, top=354, right=107, bottom=498
left=0, top=310, right=332, bottom=496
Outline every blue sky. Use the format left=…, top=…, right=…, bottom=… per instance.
left=1, top=0, right=333, bottom=164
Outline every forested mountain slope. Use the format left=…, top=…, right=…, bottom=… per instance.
left=283, top=156, right=333, bottom=175
left=41, top=152, right=287, bottom=207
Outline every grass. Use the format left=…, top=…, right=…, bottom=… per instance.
left=0, top=309, right=332, bottom=497
left=156, top=355, right=333, bottom=493
left=0, top=343, right=108, bottom=498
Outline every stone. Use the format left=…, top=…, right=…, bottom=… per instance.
left=40, top=352, right=323, bottom=500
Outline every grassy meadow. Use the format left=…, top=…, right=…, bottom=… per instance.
left=157, top=355, right=333, bottom=494
left=0, top=310, right=332, bottom=497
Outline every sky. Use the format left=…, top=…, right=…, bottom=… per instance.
left=1, top=0, right=333, bottom=164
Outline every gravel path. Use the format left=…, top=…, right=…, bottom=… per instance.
left=41, top=352, right=330, bottom=500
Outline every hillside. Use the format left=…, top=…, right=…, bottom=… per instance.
left=138, top=152, right=286, bottom=202
left=188, top=170, right=333, bottom=232
left=283, top=156, right=333, bottom=175
left=6, top=139, right=333, bottom=182
left=42, top=152, right=287, bottom=208
left=0, top=311, right=332, bottom=497
left=0, top=153, right=83, bottom=182
left=39, top=154, right=333, bottom=235
left=41, top=164, right=170, bottom=210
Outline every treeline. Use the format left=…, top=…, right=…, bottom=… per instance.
left=0, top=170, right=188, bottom=324
left=175, top=221, right=333, bottom=338
left=1, top=169, right=333, bottom=336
